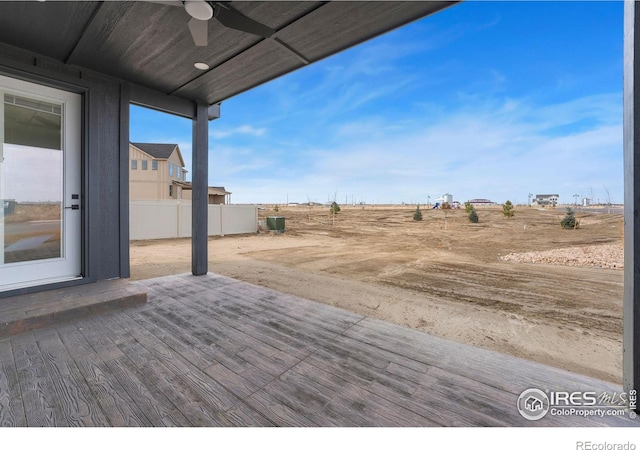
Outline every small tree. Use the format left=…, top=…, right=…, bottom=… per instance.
left=561, top=207, right=579, bottom=229
left=464, top=201, right=473, bottom=214
left=329, top=201, right=340, bottom=226
left=468, top=207, right=479, bottom=223
left=413, top=204, right=423, bottom=221
left=274, top=204, right=279, bottom=212
left=503, top=200, right=515, bottom=218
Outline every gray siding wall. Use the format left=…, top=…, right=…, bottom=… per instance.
left=84, top=72, right=127, bottom=281
left=0, top=43, right=129, bottom=296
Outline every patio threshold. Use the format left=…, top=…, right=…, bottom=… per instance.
left=0, top=273, right=636, bottom=427
left=0, top=279, right=147, bottom=339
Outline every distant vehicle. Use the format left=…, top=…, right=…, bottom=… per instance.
left=257, top=205, right=266, bottom=210
left=432, top=202, right=440, bottom=209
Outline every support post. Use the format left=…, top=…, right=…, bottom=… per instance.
left=119, top=82, right=131, bottom=278
left=623, top=0, right=640, bottom=394
left=192, top=102, right=208, bottom=275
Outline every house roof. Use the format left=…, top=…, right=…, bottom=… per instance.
left=0, top=1, right=456, bottom=109
left=183, top=183, right=231, bottom=195
left=130, top=143, right=185, bottom=167
left=209, top=187, right=231, bottom=196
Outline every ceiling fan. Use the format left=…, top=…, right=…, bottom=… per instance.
left=152, top=1, right=275, bottom=46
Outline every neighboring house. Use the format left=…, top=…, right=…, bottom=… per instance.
left=182, top=184, right=231, bottom=205
left=129, top=143, right=231, bottom=203
left=532, top=194, right=559, bottom=206
left=129, top=143, right=188, bottom=200
left=468, top=198, right=495, bottom=207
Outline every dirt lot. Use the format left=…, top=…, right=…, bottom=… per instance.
left=130, top=205, right=625, bottom=384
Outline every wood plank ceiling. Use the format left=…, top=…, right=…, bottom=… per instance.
left=0, top=1, right=456, bottom=106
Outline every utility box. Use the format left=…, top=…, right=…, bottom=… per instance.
left=266, top=216, right=285, bottom=232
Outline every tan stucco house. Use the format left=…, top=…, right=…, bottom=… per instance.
left=130, top=142, right=230, bottom=203
left=130, top=143, right=188, bottom=200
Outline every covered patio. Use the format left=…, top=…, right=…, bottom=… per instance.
left=0, top=273, right=635, bottom=427
left=0, top=0, right=640, bottom=428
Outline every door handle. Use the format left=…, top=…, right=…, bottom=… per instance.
left=65, top=194, right=80, bottom=209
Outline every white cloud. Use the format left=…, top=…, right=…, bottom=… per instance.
left=210, top=124, right=267, bottom=139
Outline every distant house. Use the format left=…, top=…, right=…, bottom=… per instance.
left=130, top=143, right=188, bottom=200
left=532, top=194, right=559, bottom=206
left=182, top=184, right=231, bottom=205
left=129, top=143, right=230, bottom=204
left=468, top=199, right=495, bottom=207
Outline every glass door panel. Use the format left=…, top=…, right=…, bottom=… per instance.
left=2, top=94, right=63, bottom=264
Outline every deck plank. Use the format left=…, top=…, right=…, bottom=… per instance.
left=68, top=321, right=153, bottom=426
left=33, top=328, right=110, bottom=426
left=11, top=332, right=65, bottom=426
left=169, top=290, right=319, bottom=358
left=84, top=308, right=191, bottom=426
left=348, top=318, right=621, bottom=394
left=73, top=354, right=151, bottom=426
left=203, top=362, right=264, bottom=400
left=244, top=389, right=318, bottom=427
left=102, top=312, right=245, bottom=426
left=0, top=338, right=26, bottom=426
left=302, top=351, right=473, bottom=426
left=223, top=402, right=277, bottom=427
left=129, top=307, right=218, bottom=370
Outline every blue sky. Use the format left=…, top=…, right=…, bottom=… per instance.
left=130, top=1, right=623, bottom=205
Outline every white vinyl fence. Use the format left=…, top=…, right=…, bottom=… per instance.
left=130, top=200, right=258, bottom=240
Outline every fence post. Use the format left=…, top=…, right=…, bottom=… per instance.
left=220, top=204, right=225, bottom=237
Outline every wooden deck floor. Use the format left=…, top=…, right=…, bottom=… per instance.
left=0, top=273, right=637, bottom=427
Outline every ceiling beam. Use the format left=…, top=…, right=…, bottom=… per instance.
left=64, top=1, right=107, bottom=65
left=269, top=37, right=310, bottom=65
left=130, top=82, right=196, bottom=119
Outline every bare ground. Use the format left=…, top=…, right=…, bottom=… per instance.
left=130, top=205, right=625, bottom=384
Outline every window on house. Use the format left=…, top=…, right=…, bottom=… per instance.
left=169, top=185, right=173, bottom=197
left=152, top=160, right=158, bottom=170
left=169, top=162, right=173, bottom=177
left=142, top=160, right=148, bottom=170
left=131, top=160, right=137, bottom=170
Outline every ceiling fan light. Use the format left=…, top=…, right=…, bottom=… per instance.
left=185, top=1, right=213, bottom=21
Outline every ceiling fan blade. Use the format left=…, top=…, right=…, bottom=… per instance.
left=188, top=17, right=209, bottom=46
left=214, top=5, right=275, bottom=38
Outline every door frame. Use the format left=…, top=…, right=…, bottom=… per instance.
left=0, top=70, right=87, bottom=294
